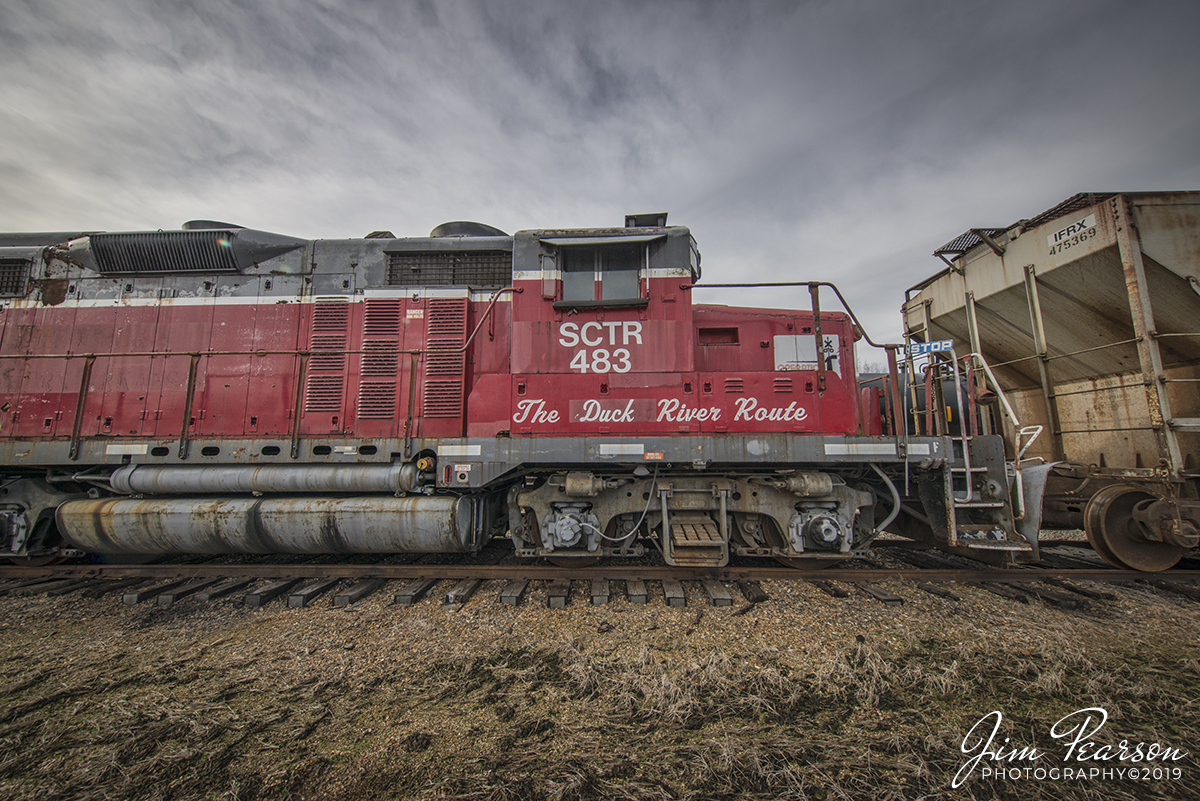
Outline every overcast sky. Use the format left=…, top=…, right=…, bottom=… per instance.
left=3, top=0, right=1199, bottom=346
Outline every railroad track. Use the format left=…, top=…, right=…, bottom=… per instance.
left=3, top=562, right=1199, bottom=583
left=1, top=543, right=1198, bottom=611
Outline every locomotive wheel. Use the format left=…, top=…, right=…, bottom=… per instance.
left=772, top=555, right=846, bottom=569
left=1084, top=484, right=1183, bottom=572
left=547, top=556, right=600, bottom=568
left=8, top=554, right=62, bottom=567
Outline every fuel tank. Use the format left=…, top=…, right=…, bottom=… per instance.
left=56, top=495, right=479, bottom=555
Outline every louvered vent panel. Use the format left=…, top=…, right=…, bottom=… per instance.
left=425, top=352, right=465, bottom=375
left=361, top=351, right=399, bottom=376
left=773, top=377, right=793, bottom=393
left=308, top=355, right=345, bottom=372
left=312, top=300, right=350, bottom=330
left=357, top=382, right=398, bottom=419
left=90, top=231, right=240, bottom=274
left=0, top=259, right=30, bottom=297
left=422, top=298, right=469, bottom=418
left=304, top=297, right=350, bottom=414
left=305, top=376, right=344, bottom=412
left=724, top=378, right=744, bottom=394
left=357, top=298, right=403, bottom=420
left=362, top=299, right=401, bottom=336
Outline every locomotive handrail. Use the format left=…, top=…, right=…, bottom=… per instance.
left=685, top=280, right=907, bottom=438
left=445, top=286, right=517, bottom=353
left=682, top=280, right=901, bottom=349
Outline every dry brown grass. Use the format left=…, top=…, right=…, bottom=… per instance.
left=0, top=581, right=1197, bottom=800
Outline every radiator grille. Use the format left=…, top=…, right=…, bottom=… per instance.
left=304, top=376, right=344, bottom=413
left=357, top=298, right=402, bottom=419
left=386, top=251, right=510, bottom=287
left=0, top=259, right=29, bottom=297
left=90, top=230, right=240, bottom=274
left=304, top=297, right=349, bottom=413
left=362, top=298, right=401, bottom=337
left=361, top=351, right=399, bottom=377
left=422, top=298, right=468, bottom=418
left=357, top=383, right=398, bottom=419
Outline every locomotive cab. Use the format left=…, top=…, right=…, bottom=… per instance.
left=506, top=224, right=699, bottom=435
left=493, top=220, right=885, bottom=566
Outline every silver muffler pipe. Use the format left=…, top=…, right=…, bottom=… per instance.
left=108, top=463, right=422, bottom=495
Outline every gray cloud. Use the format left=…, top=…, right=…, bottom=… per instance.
left=2, top=0, right=1199, bottom=342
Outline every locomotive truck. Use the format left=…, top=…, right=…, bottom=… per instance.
left=0, top=214, right=1045, bottom=568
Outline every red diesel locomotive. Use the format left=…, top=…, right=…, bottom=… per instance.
left=0, top=215, right=1038, bottom=566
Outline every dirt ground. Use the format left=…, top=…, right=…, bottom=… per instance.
left=1, top=569, right=1197, bottom=801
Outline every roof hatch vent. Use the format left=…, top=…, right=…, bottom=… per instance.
left=430, top=221, right=508, bottom=237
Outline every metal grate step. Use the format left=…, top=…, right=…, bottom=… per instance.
left=672, top=522, right=723, bottom=544
left=669, top=518, right=727, bottom=567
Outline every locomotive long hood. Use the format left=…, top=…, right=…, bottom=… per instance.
left=58, top=225, right=306, bottom=274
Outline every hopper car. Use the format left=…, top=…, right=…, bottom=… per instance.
left=0, top=213, right=1045, bottom=568
left=904, top=191, right=1200, bottom=571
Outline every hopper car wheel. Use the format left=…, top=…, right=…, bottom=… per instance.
left=1084, top=484, right=1183, bottom=572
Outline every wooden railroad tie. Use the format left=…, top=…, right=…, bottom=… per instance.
left=858, top=584, right=904, bottom=606
left=547, top=578, right=572, bottom=608
left=443, top=578, right=481, bottom=606
left=195, top=578, right=255, bottom=602
left=287, top=578, right=341, bottom=609
left=394, top=578, right=438, bottom=605
left=624, top=578, right=648, bottom=604
left=498, top=579, right=529, bottom=606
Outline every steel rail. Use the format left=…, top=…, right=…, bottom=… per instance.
left=1, top=563, right=1197, bottom=584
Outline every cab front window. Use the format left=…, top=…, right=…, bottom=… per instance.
left=558, top=242, right=644, bottom=306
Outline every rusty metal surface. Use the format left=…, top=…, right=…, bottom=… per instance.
left=55, top=495, right=475, bottom=555
left=904, top=192, right=1200, bottom=475
left=109, top=463, right=420, bottom=495
left=1114, top=195, right=1182, bottom=474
